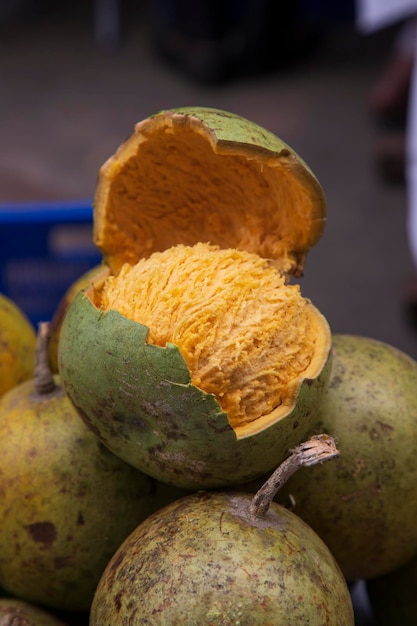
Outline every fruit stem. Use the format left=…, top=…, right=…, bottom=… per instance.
left=34, top=321, right=56, bottom=394
left=249, top=434, right=339, bottom=518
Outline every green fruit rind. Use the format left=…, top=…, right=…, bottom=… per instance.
left=156, top=106, right=321, bottom=174
left=59, top=291, right=332, bottom=490
left=275, top=334, right=417, bottom=581
left=90, top=491, right=354, bottom=626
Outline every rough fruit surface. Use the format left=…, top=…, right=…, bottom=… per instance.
left=0, top=374, right=186, bottom=611
left=0, top=293, right=36, bottom=397
left=274, top=334, right=417, bottom=580
left=90, top=491, right=354, bottom=626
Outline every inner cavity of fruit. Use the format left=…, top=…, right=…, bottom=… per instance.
left=99, top=242, right=325, bottom=431
left=95, top=125, right=320, bottom=276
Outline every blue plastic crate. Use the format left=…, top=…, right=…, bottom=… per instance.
left=0, top=200, right=103, bottom=327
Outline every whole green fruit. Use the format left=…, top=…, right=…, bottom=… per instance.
left=59, top=107, right=332, bottom=491
left=90, top=438, right=354, bottom=625
left=90, top=491, right=354, bottom=625
left=0, top=324, right=186, bottom=611
left=272, top=334, right=417, bottom=580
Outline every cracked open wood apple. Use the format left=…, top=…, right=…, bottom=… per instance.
left=58, top=107, right=331, bottom=490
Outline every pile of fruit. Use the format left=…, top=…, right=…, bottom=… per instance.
left=1, top=107, right=417, bottom=625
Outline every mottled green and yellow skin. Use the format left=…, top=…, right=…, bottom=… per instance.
left=0, top=293, right=36, bottom=397
left=90, top=491, right=354, bottom=626
left=0, top=375, right=187, bottom=611
left=273, top=334, right=417, bottom=580
left=59, top=291, right=332, bottom=490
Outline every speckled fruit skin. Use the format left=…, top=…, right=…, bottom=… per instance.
left=0, top=375, right=187, bottom=611
left=58, top=292, right=332, bottom=490
left=271, top=334, right=417, bottom=581
left=0, top=598, right=68, bottom=626
left=0, top=293, right=36, bottom=397
left=90, top=491, right=354, bottom=626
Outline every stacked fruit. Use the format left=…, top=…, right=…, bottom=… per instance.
left=1, top=107, right=416, bottom=625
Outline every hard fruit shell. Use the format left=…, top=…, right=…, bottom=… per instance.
left=0, top=292, right=36, bottom=397
left=59, top=290, right=332, bottom=490
left=0, top=374, right=188, bottom=611
left=59, top=107, right=331, bottom=490
left=273, top=334, right=417, bottom=580
left=90, top=491, right=354, bottom=626
left=94, top=106, right=327, bottom=277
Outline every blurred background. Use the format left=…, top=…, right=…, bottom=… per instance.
left=2, top=0, right=416, bottom=365
left=1, top=1, right=415, bottom=623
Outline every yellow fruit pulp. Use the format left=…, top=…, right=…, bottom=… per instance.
left=95, top=123, right=325, bottom=278
left=100, top=243, right=329, bottom=432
